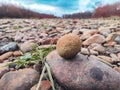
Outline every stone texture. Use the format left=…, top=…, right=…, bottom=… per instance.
left=89, top=49, right=98, bottom=55
left=117, top=53, right=120, bottom=60
left=20, top=41, right=37, bottom=53
left=114, top=67, right=120, bottom=73
left=0, top=62, right=9, bottom=78
left=89, top=43, right=105, bottom=53
left=115, top=35, right=120, bottom=44
left=110, top=53, right=119, bottom=61
left=0, top=68, right=39, bottom=90
left=80, top=48, right=89, bottom=55
left=104, top=41, right=116, bottom=46
left=31, top=80, right=51, bottom=90
left=105, top=33, right=118, bottom=42
left=0, top=42, right=19, bottom=55
left=46, top=50, right=120, bottom=90
left=13, top=51, right=22, bottom=56
left=82, top=34, right=106, bottom=46
left=1, top=18, right=120, bottom=90
left=98, top=28, right=111, bottom=36
left=98, top=55, right=112, bottom=63
left=0, top=52, right=13, bottom=62
left=72, top=30, right=80, bottom=35
left=14, top=32, right=24, bottom=42
left=80, top=30, right=99, bottom=40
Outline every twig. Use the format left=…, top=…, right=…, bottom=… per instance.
left=36, top=65, right=46, bottom=90
left=45, top=62, right=55, bottom=90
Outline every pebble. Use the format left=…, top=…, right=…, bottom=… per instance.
left=31, top=80, right=51, bottom=90
left=117, top=53, right=120, bottom=60
left=110, top=53, right=120, bottom=61
left=98, top=55, right=112, bottom=63
left=89, top=43, right=105, bottom=53
left=14, top=33, right=24, bottom=42
left=0, top=52, right=13, bottom=63
left=99, top=27, right=111, bottom=36
left=114, top=67, right=120, bottom=73
left=115, top=35, right=120, bottom=44
left=13, top=51, right=22, bottom=56
left=89, top=49, right=99, bottom=55
left=0, top=62, right=9, bottom=78
left=104, top=41, right=116, bottom=46
left=106, top=33, right=117, bottom=42
left=42, top=38, right=57, bottom=44
left=0, top=42, right=19, bottom=55
left=82, top=34, right=106, bottom=46
left=0, top=68, right=39, bottom=90
left=80, top=30, right=99, bottom=40
left=72, top=30, right=80, bottom=35
left=80, top=48, right=89, bottom=55
left=0, top=19, right=120, bottom=90
left=20, top=41, right=37, bottom=53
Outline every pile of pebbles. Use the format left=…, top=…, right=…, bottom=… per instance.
left=0, top=18, right=120, bottom=90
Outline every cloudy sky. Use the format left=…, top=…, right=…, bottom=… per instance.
left=0, top=0, right=120, bottom=16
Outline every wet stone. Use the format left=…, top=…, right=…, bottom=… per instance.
left=0, top=42, right=19, bottom=55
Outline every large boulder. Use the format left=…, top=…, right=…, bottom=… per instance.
left=46, top=50, right=120, bottom=90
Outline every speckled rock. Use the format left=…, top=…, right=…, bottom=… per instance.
left=46, top=50, right=120, bottom=90
left=0, top=68, right=39, bottom=90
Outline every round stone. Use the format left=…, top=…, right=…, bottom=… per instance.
left=56, top=33, right=81, bottom=59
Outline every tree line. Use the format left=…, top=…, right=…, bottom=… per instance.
left=0, top=4, right=56, bottom=18
left=63, top=2, right=120, bottom=19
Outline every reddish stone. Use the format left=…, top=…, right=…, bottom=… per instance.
left=114, top=67, right=120, bottom=73
left=13, top=51, right=22, bottom=57
left=40, top=80, right=51, bottom=90
left=0, top=52, right=13, bottom=63
left=31, top=80, right=51, bottom=90
left=42, top=38, right=57, bottom=45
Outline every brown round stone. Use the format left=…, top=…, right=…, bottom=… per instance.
left=56, top=33, right=81, bottom=59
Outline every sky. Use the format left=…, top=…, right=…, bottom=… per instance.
left=0, top=0, right=120, bottom=16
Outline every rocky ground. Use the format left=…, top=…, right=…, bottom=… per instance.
left=0, top=18, right=120, bottom=90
